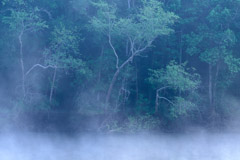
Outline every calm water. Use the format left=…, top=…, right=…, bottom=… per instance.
left=0, top=132, right=239, bottom=160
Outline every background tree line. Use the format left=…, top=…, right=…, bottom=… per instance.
left=1, top=0, right=240, bottom=132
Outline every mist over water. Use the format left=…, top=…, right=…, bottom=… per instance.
left=1, top=0, right=240, bottom=159
left=0, top=132, right=239, bottom=160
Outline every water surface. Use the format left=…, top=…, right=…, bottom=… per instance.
left=0, top=132, right=239, bottom=160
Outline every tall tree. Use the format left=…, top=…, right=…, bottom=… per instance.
left=148, top=61, right=200, bottom=117
left=90, top=0, right=178, bottom=108
left=44, top=23, right=86, bottom=104
left=184, top=0, right=240, bottom=116
left=2, top=1, right=48, bottom=99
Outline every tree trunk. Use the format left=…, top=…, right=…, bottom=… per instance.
left=97, top=46, right=104, bottom=101
left=50, top=68, right=57, bottom=103
left=127, top=0, right=131, bottom=9
left=105, top=56, right=133, bottom=106
left=155, top=89, right=159, bottom=113
left=213, top=62, right=220, bottom=109
left=135, top=62, right=139, bottom=104
left=179, top=30, right=183, bottom=65
left=178, top=30, right=183, bottom=96
left=105, top=68, right=121, bottom=106
left=19, top=30, right=26, bottom=98
left=208, top=64, right=214, bottom=114
left=155, top=86, right=169, bottom=113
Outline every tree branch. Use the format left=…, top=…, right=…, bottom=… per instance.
left=134, top=40, right=153, bottom=56
left=158, top=96, right=175, bottom=106
left=25, top=64, right=56, bottom=76
left=107, top=12, right=119, bottom=69
left=108, top=33, right=119, bottom=69
left=157, top=86, right=170, bottom=93
left=39, top=8, right=53, bottom=19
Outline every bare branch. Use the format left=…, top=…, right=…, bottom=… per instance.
left=135, top=43, right=151, bottom=55
left=25, top=64, right=56, bottom=76
left=158, top=96, right=175, bottom=106
left=136, top=54, right=148, bottom=58
left=157, top=86, right=170, bottom=93
left=39, top=8, right=53, bottom=19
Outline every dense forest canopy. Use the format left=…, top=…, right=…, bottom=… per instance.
left=1, top=0, right=240, bottom=132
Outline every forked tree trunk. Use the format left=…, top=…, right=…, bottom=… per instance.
left=155, top=86, right=170, bottom=113
left=105, top=56, right=133, bottom=106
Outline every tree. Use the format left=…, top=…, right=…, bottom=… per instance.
left=90, top=0, right=178, bottom=108
left=2, top=2, right=48, bottom=99
left=43, top=23, right=86, bottom=104
left=184, top=0, right=240, bottom=116
left=148, top=61, right=200, bottom=118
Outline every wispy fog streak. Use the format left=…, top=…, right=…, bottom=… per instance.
left=0, top=133, right=239, bottom=160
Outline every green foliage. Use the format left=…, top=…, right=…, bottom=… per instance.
left=2, top=7, right=48, bottom=33
left=44, top=23, right=85, bottom=71
left=148, top=61, right=200, bottom=118
left=224, top=55, right=240, bottom=74
left=170, top=97, right=197, bottom=118
left=2, top=0, right=25, bottom=6
left=137, top=0, right=178, bottom=37
left=90, top=0, right=117, bottom=34
left=90, top=0, right=178, bottom=48
left=136, top=94, right=152, bottom=113
left=125, top=114, right=161, bottom=133
left=185, top=33, right=203, bottom=56
left=149, top=61, right=200, bottom=92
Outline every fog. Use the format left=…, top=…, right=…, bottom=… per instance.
left=1, top=0, right=240, bottom=159
left=0, top=132, right=239, bottom=160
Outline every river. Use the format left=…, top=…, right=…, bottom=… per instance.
left=0, top=132, right=239, bottom=160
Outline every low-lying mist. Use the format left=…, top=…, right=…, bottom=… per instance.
left=0, top=132, right=239, bottom=160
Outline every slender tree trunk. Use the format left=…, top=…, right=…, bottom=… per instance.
left=97, top=46, right=104, bottom=101
left=178, top=30, right=183, bottom=96
left=213, top=62, right=220, bottom=113
left=135, top=62, right=139, bottom=104
left=179, top=30, right=183, bottom=65
left=155, top=89, right=159, bottom=113
left=19, top=30, right=26, bottom=98
left=50, top=68, right=57, bottom=103
left=127, top=0, right=131, bottom=9
left=208, top=64, right=214, bottom=114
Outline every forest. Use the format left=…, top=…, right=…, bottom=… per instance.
left=1, top=0, right=240, bottom=133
